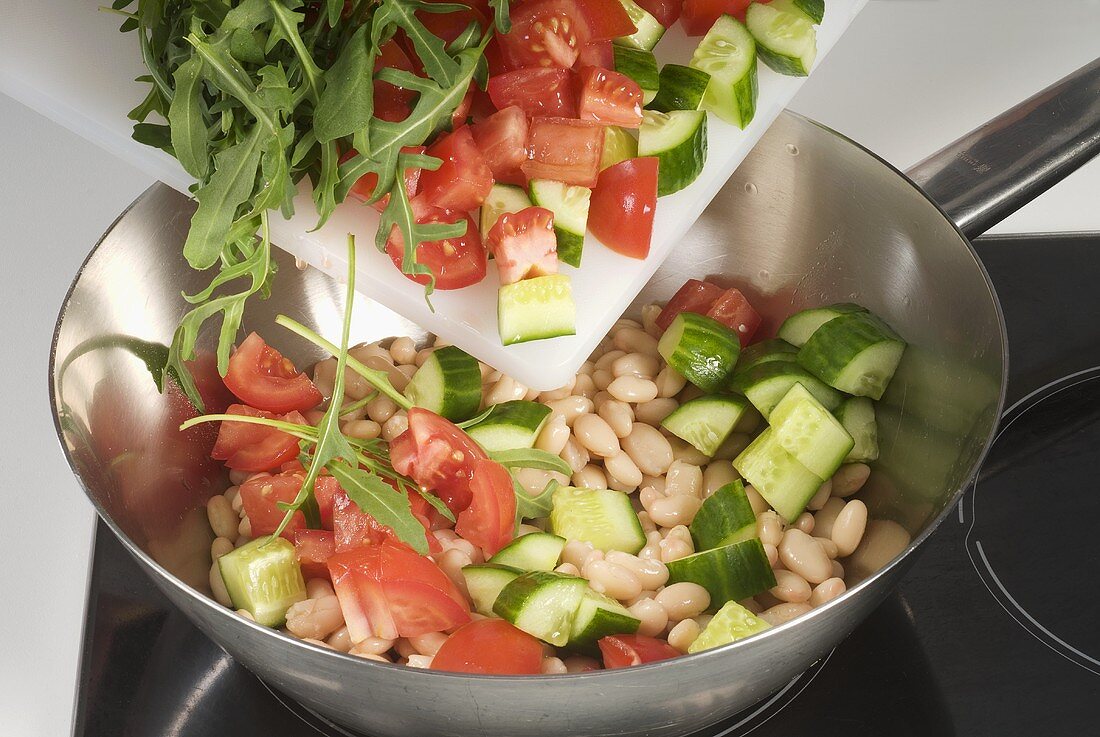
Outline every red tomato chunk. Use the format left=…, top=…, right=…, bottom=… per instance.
left=432, top=619, right=544, bottom=674
left=224, top=333, right=322, bottom=414
left=294, top=529, right=335, bottom=580
left=589, top=157, right=658, bottom=259
left=470, top=106, right=529, bottom=183
left=706, top=288, right=761, bottom=346
left=240, top=471, right=306, bottom=539
left=655, top=279, right=725, bottom=331
left=486, top=207, right=559, bottom=285
left=390, top=408, right=489, bottom=514
left=488, top=68, right=578, bottom=119
left=577, top=67, right=643, bottom=128
left=385, top=201, right=487, bottom=290
left=418, top=127, right=494, bottom=212
left=681, top=0, right=755, bottom=36
left=211, top=404, right=307, bottom=472
left=598, top=634, right=681, bottom=668
left=522, top=117, right=605, bottom=187
left=454, top=459, right=517, bottom=556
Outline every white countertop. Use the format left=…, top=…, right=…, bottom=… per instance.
left=1, top=2, right=1097, bottom=735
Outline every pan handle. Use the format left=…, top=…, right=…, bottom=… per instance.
left=906, top=57, right=1100, bottom=240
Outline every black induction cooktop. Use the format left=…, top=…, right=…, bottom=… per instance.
left=72, top=233, right=1100, bottom=737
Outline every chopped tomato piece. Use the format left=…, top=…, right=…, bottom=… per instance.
left=223, top=333, right=322, bottom=414
left=343, top=145, right=425, bottom=209
left=574, top=0, right=639, bottom=39
left=523, top=117, right=605, bottom=187
left=239, top=471, right=306, bottom=539
left=374, top=40, right=419, bottom=121
left=656, top=278, right=724, bottom=330
left=314, top=476, right=340, bottom=529
left=498, top=0, right=636, bottom=70
left=332, top=487, right=440, bottom=554
left=681, top=0, right=755, bottom=35
left=577, top=39, right=614, bottom=68
left=588, top=157, right=657, bottom=258
left=454, top=459, right=517, bottom=556
left=416, top=2, right=489, bottom=44
left=598, top=634, right=681, bottom=669
left=418, top=127, right=494, bottom=211
left=385, top=201, right=487, bottom=290
left=488, top=68, right=578, bottom=119
left=431, top=619, right=544, bottom=674
left=328, top=541, right=471, bottom=641
left=389, top=408, right=488, bottom=514
left=470, top=106, right=529, bottom=183
left=486, top=207, right=558, bottom=285
left=706, top=288, right=762, bottom=346
left=451, top=84, right=475, bottom=129
left=577, top=67, right=643, bottom=128
left=637, top=0, right=682, bottom=27
left=294, top=529, right=336, bottom=580
left=467, top=85, right=498, bottom=124
left=211, top=404, right=306, bottom=472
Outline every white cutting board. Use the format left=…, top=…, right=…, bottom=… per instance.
left=1, top=1, right=865, bottom=390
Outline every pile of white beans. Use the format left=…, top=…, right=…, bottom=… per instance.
left=205, top=304, right=913, bottom=672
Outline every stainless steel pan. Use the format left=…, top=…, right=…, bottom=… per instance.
left=50, top=59, right=1100, bottom=736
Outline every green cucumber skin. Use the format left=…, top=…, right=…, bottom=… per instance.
left=797, top=311, right=906, bottom=400
left=493, top=571, right=589, bottom=646
left=462, top=563, right=523, bottom=615
left=646, top=112, right=707, bottom=196
left=661, top=394, right=748, bottom=455
left=489, top=532, right=567, bottom=571
left=689, top=481, right=757, bottom=551
left=704, top=58, right=757, bottom=129
left=613, top=45, right=660, bottom=100
left=736, top=338, right=799, bottom=372
left=730, top=360, right=842, bottom=418
left=776, top=303, right=866, bottom=347
left=614, top=0, right=666, bottom=51
left=755, top=42, right=809, bottom=76
left=549, top=486, right=647, bottom=554
left=658, top=312, right=740, bottom=393
left=569, top=593, right=641, bottom=655
left=466, top=400, right=552, bottom=451
left=746, top=2, right=817, bottom=77
left=405, top=345, right=482, bottom=422
left=666, top=539, right=777, bottom=607
left=648, top=64, right=711, bottom=113
left=498, top=274, right=576, bottom=346
left=769, top=383, right=854, bottom=479
left=791, top=0, right=824, bottom=23
left=218, top=538, right=306, bottom=627
left=836, top=396, right=879, bottom=462
left=734, top=428, right=824, bottom=521
left=556, top=228, right=584, bottom=268
left=691, top=15, right=758, bottom=129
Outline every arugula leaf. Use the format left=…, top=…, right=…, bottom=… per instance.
left=168, top=56, right=211, bottom=179
left=266, top=0, right=324, bottom=101
left=371, top=0, right=460, bottom=87
left=488, top=0, right=512, bottom=33
left=131, top=123, right=174, bottom=154
left=514, top=478, right=560, bottom=527
left=490, top=448, right=574, bottom=477
left=455, top=405, right=496, bottom=429
left=329, top=460, right=430, bottom=554
left=412, top=486, right=457, bottom=523
left=313, top=23, right=375, bottom=144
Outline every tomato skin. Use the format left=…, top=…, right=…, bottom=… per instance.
left=344, top=145, right=425, bottom=209
left=385, top=204, right=487, bottom=290
left=576, top=39, right=614, bottom=68
left=224, top=333, right=322, bottom=414
left=418, top=127, right=494, bottom=211
left=470, top=106, right=529, bottom=182
left=588, top=157, right=657, bottom=258
left=211, top=404, right=306, bottom=472
left=488, top=68, right=578, bottom=119
left=389, top=408, right=488, bottom=514
left=680, top=0, right=755, bottom=35
left=637, top=0, right=682, bottom=26
left=486, top=206, right=559, bottom=285
left=455, top=459, right=517, bottom=556
left=598, top=634, right=681, bottom=668
left=706, top=288, right=761, bottom=346
left=656, top=278, right=724, bottom=330
left=294, top=528, right=336, bottom=580
left=328, top=542, right=471, bottom=641
left=575, top=0, right=638, bottom=39
left=314, top=476, right=340, bottom=529
left=239, top=471, right=306, bottom=539
left=576, top=66, right=643, bottom=128
left=432, top=619, right=544, bottom=674
left=374, top=40, right=419, bottom=121
left=523, top=117, right=605, bottom=187
left=332, top=487, right=441, bottom=554
left=497, top=0, right=582, bottom=69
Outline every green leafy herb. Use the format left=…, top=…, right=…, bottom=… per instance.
left=489, top=448, right=574, bottom=477
left=514, top=478, right=559, bottom=528
left=455, top=405, right=496, bottom=429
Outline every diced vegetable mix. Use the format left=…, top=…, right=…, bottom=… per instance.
left=200, top=274, right=910, bottom=674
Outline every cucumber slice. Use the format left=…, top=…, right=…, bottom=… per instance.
left=769, top=0, right=824, bottom=24
left=665, top=538, right=776, bottom=607
left=648, top=64, right=711, bottom=113
left=687, top=600, right=771, bottom=653
left=690, top=15, right=758, bottom=128
left=638, top=109, right=707, bottom=196
left=769, top=383, right=853, bottom=479
left=836, top=396, right=879, bottom=462
left=736, top=338, right=799, bottom=373
left=612, top=46, right=659, bottom=105
left=549, top=486, right=646, bottom=554
left=600, top=125, right=641, bottom=170
left=689, top=480, right=757, bottom=551
left=217, top=538, right=306, bottom=627
left=466, top=400, right=552, bottom=452
left=480, top=183, right=533, bottom=239
left=463, top=563, right=523, bottom=616
left=734, top=427, right=824, bottom=521
left=729, top=360, right=842, bottom=419
left=493, top=570, right=589, bottom=646
left=498, top=274, right=576, bottom=346
left=404, top=345, right=482, bottom=422
left=797, top=311, right=906, bottom=400
left=657, top=312, right=740, bottom=392
left=661, top=394, right=750, bottom=456
left=777, top=303, right=866, bottom=347
left=490, top=532, right=567, bottom=571
left=528, top=180, right=591, bottom=268
left=614, top=0, right=666, bottom=51
left=745, top=1, right=818, bottom=76
left=569, top=590, right=640, bottom=655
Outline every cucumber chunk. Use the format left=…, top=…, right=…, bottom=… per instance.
left=498, top=274, right=576, bottom=346
left=797, top=310, right=906, bottom=400
left=404, top=345, right=482, bottom=421
left=600, top=125, right=641, bottom=170
left=612, top=46, right=660, bottom=105
left=465, top=400, right=552, bottom=452
left=665, top=538, right=776, bottom=607
left=690, top=14, right=758, bottom=128
left=549, top=486, right=646, bottom=554
left=729, top=359, right=843, bottom=419
left=463, top=563, right=523, bottom=616
left=769, top=0, right=824, bottom=24
left=688, top=600, right=771, bottom=653
left=736, top=338, right=799, bottom=373
left=529, top=180, right=591, bottom=268
left=734, top=427, right=824, bottom=521
left=689, top=480, right=757, bottom=550
left=489, top=532, right=567, bottom=571
left=638, top=109, right=707, bottom=196
left=657, top=312, right=740, bottom=392
left=480, top=183, right=533, bottom=239
left=836, top=396, right=879, bottom=462
left=661, top=394, right=750, bottom=456
left=746, top=1, right=818, bottom=76
left=217, top=538, right=306, bottom=627
left=769, top=383, right=853, bottom=479
left=648, top=64, right=711, bottom=113
left=614, top=0, right=666, bottom=51
left=569, top=590, right=641, bottom=655
left=493, top=571, right=589, bottom=646
left=777, top=303, right=866, bottom=347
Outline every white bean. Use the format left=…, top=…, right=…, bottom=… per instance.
left=544, top=396, right=594, bottom=425
left=573, top=373, right=597, bottom=399
left=604, top=451, right=643, bottom=489
left=207, top=495, right=238, bottom=540
left=409, top=632, right=448, bottom=657
left=809, top=577, right=846, bottom=607
left=646, top=494, right=702, bottom=528
left=613, top=327, right=660, bottom=356
left=584, top=559, right=643, bottom=600
left=757, top=511, right=785, bottom=547
left=769, top=569, right=811, bottom=604
left=659, top=526, right=694, bottom=562
left=633, top=398, right=678, bottom=426
left=535, top=414, right=570, bottom=455
left=845, top=520, right=911, bottom=581
left=806, top=479, right=833, bottom=511
left=593, top=369, right=614, bottom=391
left=606, top=551, right=669, bottom=590
left=622, top=423, right=674, bottom=476
left=594, top=349, right=626, bottom=371
left=667, top=436, right=710, bottom=466
left=612, top=352, right=660, bottom=379
left=574, top=414, right=621, bottom=457
left=654, top=366, right=687, bottom=398
left=598, top=400, right=634, bottom=439
left=702, top=462, right=738, bottom=497
left=794, top=512, right=815, bottom=534
left=665, top=460, right=703, bottom=499
left=745, top=485, right=770, bottom=516
left=285, top=595, right=344, bottom=640
left=641, top=304, right=663, bottom=337
left=389, top=336, right=417, bottom=365
left=209, top=562, right=232, bottom=606
left=655, top=582, right=711, bottom=621
left=560, top=437, right=591, bottom=474
left=832, top=500, right=869, bottom=557
left=572, top=464, right=608, bottom=489
left=760, top=602, right=812, bottom=626
left=366, top=395, right=398, bottom=424
left=538, top=376, right=577, bottom=403
left=666, top=618, right=701, bottom=653
left=628, top=597, right=669, bottom=637
left=608, top=375, right=659, bottom=403
left=779, top=529, right=833, bottom=584
left=832, top=463, right=871, bottom=497
left=381, top=411, right=409, bottom=441
left=541, top=656, right=568, bottom=674
left=813, top=498, right=846, bottom=540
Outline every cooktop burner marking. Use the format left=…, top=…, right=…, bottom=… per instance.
left=965, top=366, right=1100, bottom=678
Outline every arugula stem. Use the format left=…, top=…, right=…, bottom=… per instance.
left=179, top=413, right=317, bottom=442
left=339, top=391, right=379, bottom=416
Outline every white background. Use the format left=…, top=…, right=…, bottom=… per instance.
left=1, top=1, right=1098, bottom=735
